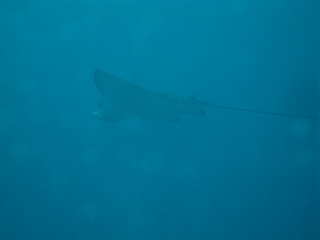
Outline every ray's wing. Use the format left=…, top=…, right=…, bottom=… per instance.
left=94, top=69, right=207, bottom=122
left=94, top=70, right=320, bottom=121
left=94, top=69, right=148, bottom=105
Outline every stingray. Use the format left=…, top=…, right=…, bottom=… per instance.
left=92, top=69, right=320, bottom=122
left=92, top=69, right=215, bottom=122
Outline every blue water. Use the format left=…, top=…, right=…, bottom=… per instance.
left=0, top=1, right=318, bottom=239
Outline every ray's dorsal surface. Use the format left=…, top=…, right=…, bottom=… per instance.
left=92, top=69, right=320, bottom=122
left=92, top=69, right=207, bottom=122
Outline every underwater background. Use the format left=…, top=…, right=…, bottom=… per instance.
left=0, top=1, right=319, bottom=239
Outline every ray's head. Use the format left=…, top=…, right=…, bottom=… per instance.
left=92, top=101, right=132, bottom=122
left=91, top=109, right=106, bottom=121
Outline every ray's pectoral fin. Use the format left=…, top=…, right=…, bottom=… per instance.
left=94, top=69, right=146, bottom=104
left=93, top=69, right=212, bottom=122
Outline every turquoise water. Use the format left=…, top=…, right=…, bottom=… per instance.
left=0, top=1, right=318, bottom=239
